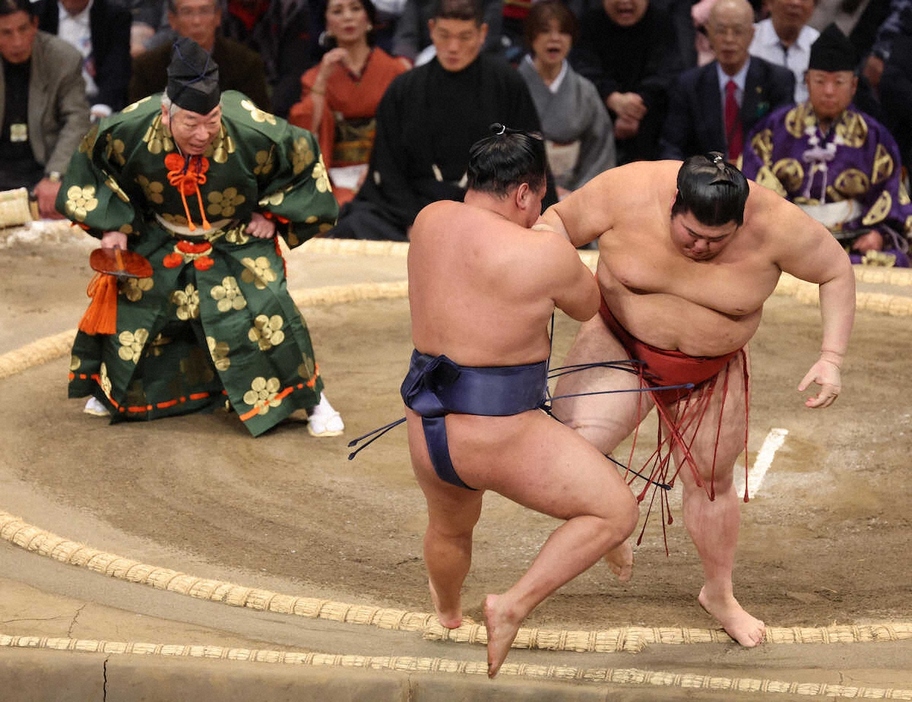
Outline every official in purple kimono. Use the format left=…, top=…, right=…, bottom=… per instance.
left=742, top=23, right=912, bottom=267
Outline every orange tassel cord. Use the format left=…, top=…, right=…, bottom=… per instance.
left=165, top=152, right=211, bottom=231
left=78, top=272, right=119, bottom=335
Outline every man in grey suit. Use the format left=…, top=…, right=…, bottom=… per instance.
left=659, top=0, right=795, bottom=163
left=0, top=0, right=90, bottom=218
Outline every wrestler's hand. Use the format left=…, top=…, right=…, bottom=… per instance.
left=798, top=358, right=842, bottom=408
left=247, top=212, right=276, bottom=239
left=100, top=230, right=128, bottom=250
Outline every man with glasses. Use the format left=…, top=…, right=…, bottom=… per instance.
left=659, top=0, right=794, bottom=162
left=128, top=0, right=270, bottom=110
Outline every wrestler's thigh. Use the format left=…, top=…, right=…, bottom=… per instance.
left=405, top=409, right=484, bottom=532
left=673, top=354, right=749, bottom=486
left=454, top=412, right=633, bottom=522
left=552, top=316, right=652, bottom=454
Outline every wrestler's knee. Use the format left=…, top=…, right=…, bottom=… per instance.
left=592, top=485, right=639, bottom=549
left=617, top=489, right=639, bottom=536
left=426, top=514, right=477, bottom=544
left=681, top=466, right=737, bottom=500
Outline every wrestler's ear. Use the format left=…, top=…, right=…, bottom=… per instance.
left=514, top=182, right=527, bottom=205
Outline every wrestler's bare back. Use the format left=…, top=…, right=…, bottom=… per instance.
left=542, top=161, right=846, bottom=358
left=408, top=199, right=599, bottom=367
left=406, top=194, right=639, bottom=678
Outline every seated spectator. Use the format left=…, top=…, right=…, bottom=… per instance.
left=128, top=0, right=270, bottom=111
left=517, top=0, right=615, bottom=198
left=660, top=0, right=794, bottom=161
left=328, top=0, right=549, bottom=240
left=748, top=0, right=819, bottom=103
left=35, top=0, right=131, bottom=121
left=391, top=0, right=502, bottom=64
left=571, top=0, right=683, bottom=164
left=288, top=0, right=408, bottom=205
left=0, top=0, right=90, bottom=218
left=742, top=24, right=912, bottom=266
left=220, top=0, right=318, bottom=117
left=570, top=0, right=701, bottom=68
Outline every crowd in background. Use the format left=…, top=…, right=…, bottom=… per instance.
left=3, top=0, right=912, bottom=261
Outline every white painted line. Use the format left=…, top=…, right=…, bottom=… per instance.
left=749, top=428, right=789, bottom=495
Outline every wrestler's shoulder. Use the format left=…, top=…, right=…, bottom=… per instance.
left=581, top=160, right=678, bottom=196
left=414, top=199, right=461, bottom=226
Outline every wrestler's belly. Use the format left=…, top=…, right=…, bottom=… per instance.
left=604, top=289, right=762, bottom=357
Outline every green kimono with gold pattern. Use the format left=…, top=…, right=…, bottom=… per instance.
left=58, top=91, right=339, bottom=436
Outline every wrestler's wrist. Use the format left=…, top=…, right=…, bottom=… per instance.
left=819, top=350, right=844, bottom=368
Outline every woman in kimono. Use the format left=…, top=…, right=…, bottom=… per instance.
left=288, top=0, right=408, bottom=205
left=517, top=0, right=616, bottom=199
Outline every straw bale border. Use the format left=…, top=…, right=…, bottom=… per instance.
left=1, top=634, right=911, bottom=698
left=1, top=509, right=911, bottom=655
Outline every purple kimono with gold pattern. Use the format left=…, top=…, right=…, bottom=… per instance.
left=742, top=102, right=912, bottom=267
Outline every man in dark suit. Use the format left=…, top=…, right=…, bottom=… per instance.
left=659, top=0, right=795, bottom=162
left=128, top=0, right=270, bottom=110
left=35, top=0, right=131, bottom=120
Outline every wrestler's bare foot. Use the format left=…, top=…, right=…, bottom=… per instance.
left=698, top=586, right=765, bottom=647
left=429, top=579, right=462, bottom=629
left=603, top=541, right=634, bottom=583
left=484, top=594, right=521, bottom=678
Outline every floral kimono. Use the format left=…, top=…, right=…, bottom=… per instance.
left=59, top=90, right=339, bottom=436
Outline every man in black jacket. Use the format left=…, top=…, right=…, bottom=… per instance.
left=571, top=0, right=683, bottom=163
left=35, top=0, right=131, bottom=120
left=327, top=0, right=550, bottom=241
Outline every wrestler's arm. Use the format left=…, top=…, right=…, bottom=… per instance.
left=771, top=196, right=856, bottom=408
left=547, top=233, right=601, bottom=322
left=537, top=170, right=617, bottom=248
